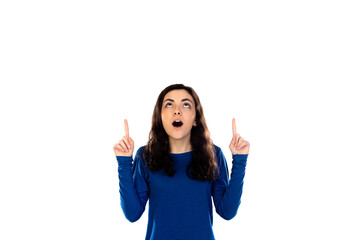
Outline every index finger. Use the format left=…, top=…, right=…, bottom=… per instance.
left=124, top=119, right=129, bottom=137
left=232, top=118, right=237, bottom=136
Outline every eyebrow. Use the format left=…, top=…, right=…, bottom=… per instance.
left=164, top=98, right=193, bottom=104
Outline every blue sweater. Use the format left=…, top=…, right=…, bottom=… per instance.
left=116, top=145, right=248, bottom=240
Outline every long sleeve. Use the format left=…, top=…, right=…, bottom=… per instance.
left=212, top=147, right=248, bottom=220
left=116, top=147, right=149, bottom=222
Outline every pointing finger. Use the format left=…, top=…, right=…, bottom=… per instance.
left=124, top=119, right=129, bottom=137
left=232, top=118, right=237, bottom=137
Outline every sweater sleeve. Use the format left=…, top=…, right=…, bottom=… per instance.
left=116, top=147, right=149, bottom=222
left=211, top=146, right=248, bottom=220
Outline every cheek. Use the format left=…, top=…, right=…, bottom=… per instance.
left=185, top=111, right=196, bottom=123
left=190, top=110, right=196, bottom=119
left=161, top=112, right=169, bottom=124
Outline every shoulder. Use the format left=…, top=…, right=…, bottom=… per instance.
left=213, top=144, right=224, bottom=157
left=213, top=144, right=226, bottom=164
left=212, top=144, right=229, bottom=178
left=133, top=146, right=150, bottom=173
left=133, top=146, right=147, bottom=165
left=135, top=145, right=146, bottom=157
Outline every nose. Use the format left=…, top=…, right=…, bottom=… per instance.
left=173, top=106, right=181, bottom=115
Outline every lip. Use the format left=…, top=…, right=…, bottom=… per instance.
left=172, top=119, right=183, bottom=128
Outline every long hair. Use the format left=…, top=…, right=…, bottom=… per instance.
left=143, top=84, right=219, bottom=182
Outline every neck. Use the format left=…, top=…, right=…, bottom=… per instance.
left=169, top=136, right=192, bottom=154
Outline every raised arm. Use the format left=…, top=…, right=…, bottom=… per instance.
left=113, top=119, right=149, bottom=222
left=212, top=118, right=250, bottom=220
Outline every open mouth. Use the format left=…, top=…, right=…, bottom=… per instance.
left=172, top=120, right=183, bottom=127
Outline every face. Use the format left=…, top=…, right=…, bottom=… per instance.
left=161, top=89, right=197, bottom=141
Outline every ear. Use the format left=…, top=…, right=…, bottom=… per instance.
left=193, top=121, right=197, bottom=126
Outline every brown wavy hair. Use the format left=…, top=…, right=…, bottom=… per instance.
left=143, top=84, right=219, bottom=182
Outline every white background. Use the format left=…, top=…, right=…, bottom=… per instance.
left=1, top=0, right=359, bottom=239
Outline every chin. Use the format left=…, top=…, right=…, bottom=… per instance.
left=169, top=132, right=190, bottom=141
left=169, top=135, right=185, bottom=140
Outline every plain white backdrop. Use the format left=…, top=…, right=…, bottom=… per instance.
left=1, top=0, right=359, bottom=239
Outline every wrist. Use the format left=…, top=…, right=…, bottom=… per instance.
left=232, top=153, right=248, bottom=162
left=116, top=155, right=133, bottom=161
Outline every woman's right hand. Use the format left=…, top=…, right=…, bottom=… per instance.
left=113, top=119, right=134, bottom=157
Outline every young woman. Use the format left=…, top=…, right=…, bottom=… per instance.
left=113, top=84, right=250, bottom=240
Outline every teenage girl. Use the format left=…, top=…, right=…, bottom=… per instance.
left=113, top=84, right=250, bottom=240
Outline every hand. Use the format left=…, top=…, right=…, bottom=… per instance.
left=229, top=118, right=250, bottom=155
left=113, top=119, right=135, bottom=157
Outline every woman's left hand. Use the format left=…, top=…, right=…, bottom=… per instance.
left=229, top=118, right=250, bottom=155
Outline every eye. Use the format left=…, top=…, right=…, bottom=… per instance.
left=165, top=102, right=172, bottom=108
left=184, top=103, right=191, bottom=108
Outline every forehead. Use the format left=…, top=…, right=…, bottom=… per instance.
left=163, top=89, right=194, bottom=102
